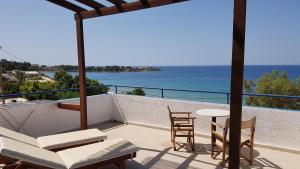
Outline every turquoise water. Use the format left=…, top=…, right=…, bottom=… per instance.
left=46, top=65, right=300, bottom=103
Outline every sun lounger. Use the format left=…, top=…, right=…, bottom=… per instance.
left=0, top=127, right=107, bottom=151
left=0, top=137, right=138, bottom=169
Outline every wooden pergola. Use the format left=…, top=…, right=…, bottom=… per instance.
left=47, top=0, right=247, bottom=168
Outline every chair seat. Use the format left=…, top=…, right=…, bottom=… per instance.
left=173, top=127, right=193, bottom=131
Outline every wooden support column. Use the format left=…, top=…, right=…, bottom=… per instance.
left=0, top=67, right=5, bottom=104
left=229, top=0, right=247, bottom=168
left=75, top=14, right=88, bottom=130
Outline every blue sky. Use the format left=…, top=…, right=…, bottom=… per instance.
left=0, top=0, right=300, bottom=66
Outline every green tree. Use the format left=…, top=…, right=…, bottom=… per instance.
left=53, top=70, right=108, bottom=97
left=244, top=70, right=300, bottom=109
left=73, top=76, right=108, bottom=96
left=126, top=88, right=146, bottom=96
left=54, top=70, right=76, bottom=89
left=15, top=71, right=26, bottom=87
left=3, top=81, right=19, bottom=94
left=20, top=81, right=58, bottom=100
left=4, top=69, right=108, bottom=101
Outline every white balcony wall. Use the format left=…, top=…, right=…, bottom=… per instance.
left=1, top=94, right=300, bottom=152
left=0, top=95, right=114, bottom=137
left=112, top=94, right=300, bottom=152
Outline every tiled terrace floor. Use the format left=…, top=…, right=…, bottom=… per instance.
left=92, top=122, right=300, bottom=169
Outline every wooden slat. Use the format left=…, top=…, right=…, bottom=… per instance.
left=76, top=0, right=106, bottom=9
left=47, top=0, right=87, bottom=13
left=140, top=0, right=150, bottom=8
left=57, top=103, right=81, bottom=111
left=229, top=0, right=247, bottom=168
left=107, top=0, right=127, bottom=5
left=78, top=0, right=188, bottom=20
left=107, top=0, right=127, bottom=12
left=0, top=67, right=4, bottom=104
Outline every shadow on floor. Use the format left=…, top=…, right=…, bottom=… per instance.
left=89, top=121, right=126, bottom=131
left=88, top=123, right=282, bottom=169
left=239, top=158, right=283, bottom=169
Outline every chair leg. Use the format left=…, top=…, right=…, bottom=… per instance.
left=187, top=131, right=190, bottom=143
left=250, top=145, right=254, bottom=165
left=173, top=131, right=176, bottom=151
left=211, top=135, right=214, bottom=158
left=171, top=127, right=173, bottom=142
left=192, top=132, right=195, bottom=151
left=221, top=142, right=226, bottom=167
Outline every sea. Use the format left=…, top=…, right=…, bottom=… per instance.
left=46, top=65, right=300, bottom=104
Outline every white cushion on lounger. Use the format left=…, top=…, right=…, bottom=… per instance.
left=57, top=138, right=139, bottom=169
left=0, top=137, right=66, bottom=169
left=0, top=127, right=39, bottom=147
left=37, top=129, right=107, bottom=150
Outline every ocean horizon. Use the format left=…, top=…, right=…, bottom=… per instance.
left=45, top=65, right=300, bottom=104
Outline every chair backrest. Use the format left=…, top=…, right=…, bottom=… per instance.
left=167, top=105, right=172, bottom=121
left=241, top=116, right=256, bottom=130
left=224, top=118, right=230, bottom=129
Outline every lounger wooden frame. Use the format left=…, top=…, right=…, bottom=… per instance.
left=0, top=152, right=136, bottom=169
left=49, top=140, right=101, bottom=152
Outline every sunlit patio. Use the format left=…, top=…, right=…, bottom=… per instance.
left=1, top=94, right=300, bottom=168
left=93, top=122, right=300, bottom=169
left=1, top=0, right=299, bottom=168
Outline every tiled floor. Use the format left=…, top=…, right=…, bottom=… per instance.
left=92, top=122, right=300, bottom=169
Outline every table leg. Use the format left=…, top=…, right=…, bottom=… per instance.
left=212, top=117, right=216, bottom=141
left=211, top=116, right=216, bottom=158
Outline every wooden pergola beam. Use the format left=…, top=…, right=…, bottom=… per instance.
left=76, top=0, right=106, bottom=9
left=47, top=0, right=87, bottom=13
left=57, top=103, right=81, bottom=111
left=107, top=0, right=127, bottom=5
left=229, top=0, right=247, bottom=168
left=75, top=15, right=88, bottom=130
left=0, top=67, right=4, bottom=104
left=139, top=0, right=151, bottom=8
left=46, top=0, right=189, bottom=132
left=78, top=0, right=188, bottom=20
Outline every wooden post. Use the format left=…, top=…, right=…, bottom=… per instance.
left=229, top=0, right=247, bottom=168
left=0, top=67, right=5, bottom=104
left=75, top=14, right=88, bottom=130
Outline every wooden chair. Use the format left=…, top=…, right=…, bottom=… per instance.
left=167, top=105, right=196, bottom=151
left=211, top=116, right=256, bottom=166
left=240, top=116, right=257, bottom=164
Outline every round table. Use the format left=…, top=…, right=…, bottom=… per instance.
left=195, top=109, right=230, bottom=117
left=195, top=108, right=230, bottom=128
left=195, top=109, right=230, bottom=153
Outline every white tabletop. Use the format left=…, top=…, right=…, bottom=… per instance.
left=195, top=109, right=230, bottom=117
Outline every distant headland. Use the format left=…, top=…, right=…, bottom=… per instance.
left=0, top=59, right=160, bottom=72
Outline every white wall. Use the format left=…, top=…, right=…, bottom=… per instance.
left=0, top=95, right=114, bottom=137
left=1, top=94, right=299, bottom=152
left=111, top=94, right=300, bottom=152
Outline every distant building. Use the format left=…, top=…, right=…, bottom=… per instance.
left=2, top=73, right=17, bottom=82
left=12, top=70, right=41, bottom=78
